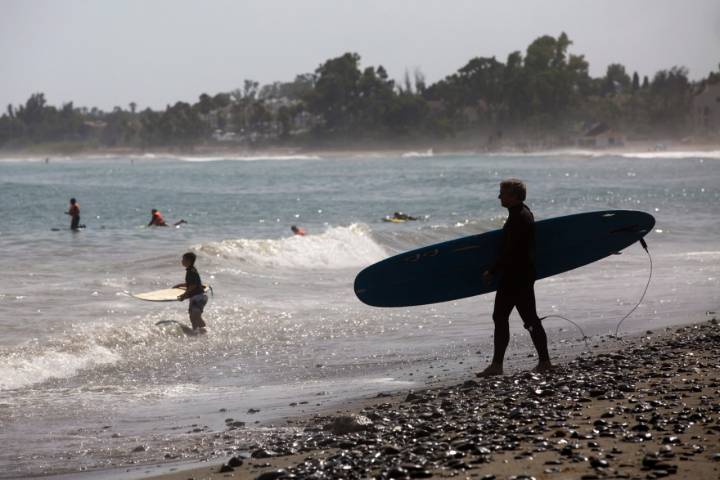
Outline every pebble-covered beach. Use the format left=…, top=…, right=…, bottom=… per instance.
left=144, top=318, right=720, bottom=480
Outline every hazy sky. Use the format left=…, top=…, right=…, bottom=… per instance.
left=2, top=0, right=719, bottom=111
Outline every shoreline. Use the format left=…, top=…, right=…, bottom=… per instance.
left=1, top=140, right=719, bottom=162
left=54, top=316, right=720, bottom=480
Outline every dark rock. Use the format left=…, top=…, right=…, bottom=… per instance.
left=325, top=414, right=373, bottom=435
left=386, top=466, right=408, bottom=478
left=219, top=464, right=234, bottom=473
left=383, top=444, right=402, bottom=455
left=251, top=449, right=277, bottom=459
left=255, top=469, right=289, bottom=480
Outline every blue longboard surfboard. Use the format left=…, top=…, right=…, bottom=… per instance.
left=354, top=210, right=655, bottom=307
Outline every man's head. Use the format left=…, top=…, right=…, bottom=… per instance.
left=498, top=178, right=526, bottom=208
left=182, top=251, right=196, bottom=268
left=151, top=209, right=158, bottom=214
left=70, top=198, right=76, bottom=205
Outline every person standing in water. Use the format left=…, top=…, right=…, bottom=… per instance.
left=174, top=252, right=208, bottom=333
left=291, top=225, right=306, bottom=236
left=66, top=198, right=81, bottom=230
left=477, top=179, right=552, bottom=377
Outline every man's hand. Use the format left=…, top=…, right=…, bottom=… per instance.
left=177, top=294, right=184, bottom=301
left=482, top=270, right=493, bottom=286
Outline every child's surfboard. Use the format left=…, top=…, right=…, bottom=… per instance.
left=132, top=285, right=210, bottom=302
left=355, top=210, right=655, bottom=307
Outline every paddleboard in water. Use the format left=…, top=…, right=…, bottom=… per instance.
left=132, top=285, right=210, bottom=302
left=355, top=210, right=655, bottom=307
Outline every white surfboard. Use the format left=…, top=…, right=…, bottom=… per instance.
left=132, top=285, right=210, bottom=302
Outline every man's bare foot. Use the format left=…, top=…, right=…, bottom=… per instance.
left=532, top=361, right=554, bottom=373
left=476, top=364, right=503, bottom=378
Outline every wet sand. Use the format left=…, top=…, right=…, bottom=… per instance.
left=139, top=318, right=720, bottom=480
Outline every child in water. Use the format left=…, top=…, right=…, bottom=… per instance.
left=174, top=252, right=208, bottom=333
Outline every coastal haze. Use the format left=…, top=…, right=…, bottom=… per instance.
left=1, top=0, right=719, bottom=110
left=1, top=1, right=720, bottom=479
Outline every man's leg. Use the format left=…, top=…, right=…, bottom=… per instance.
left=515, top=284, right=551, bottom=369
left=478, top=289, right=514, bottom=377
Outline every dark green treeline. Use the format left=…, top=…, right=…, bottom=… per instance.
left=2, top=33, right=718, bottom=150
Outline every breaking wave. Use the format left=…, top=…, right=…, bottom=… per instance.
left=195, top=223, right=387, bottom=269
left=401, top=149, right=434, bottom=158
left=0, top=341, right=121, bottom=391
left=155, top=154, right=322, bottom=162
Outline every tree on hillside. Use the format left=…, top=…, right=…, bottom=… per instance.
left=306, top=52, right=362, bottom=132
left=602, top=63, right=631, bottom=96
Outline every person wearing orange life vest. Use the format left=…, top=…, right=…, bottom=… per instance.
left=148, top=209, right=168, bottom=226
left=148, top=209, right=187, bottom=227
left=291, top=225, right=306, bottom=236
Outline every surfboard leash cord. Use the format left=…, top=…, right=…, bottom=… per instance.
left=538, top=313, right=591, bottom=349
left=613, top=237, right=652, bottom=340
left=538, top=237, right=653, bottom=348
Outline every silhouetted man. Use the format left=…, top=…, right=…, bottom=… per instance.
left=478, top=178, right=552, bottom=376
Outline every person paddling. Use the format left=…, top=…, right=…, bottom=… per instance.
left=148, top=209, right=187, bottom=227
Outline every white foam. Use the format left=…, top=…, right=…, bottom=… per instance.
left=196, top=223, right=387, bottom=269
left=401, top=149, right=434, bottom=158
left=618, top=150, right=720, bottom=160
left=0, top=343, right=121, bottom=391
left=489, top=149, right=720, bottom=160
left=173, top=154, right=322, bottom=162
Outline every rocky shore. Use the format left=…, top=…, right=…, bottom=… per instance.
left=143, top=319, right=720, bottom=480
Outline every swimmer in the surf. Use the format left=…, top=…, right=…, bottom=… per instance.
left=148, top=209, right=187, bottom=227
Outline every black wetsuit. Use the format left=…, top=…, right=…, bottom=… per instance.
left=489, top=203, right=549, bottom=365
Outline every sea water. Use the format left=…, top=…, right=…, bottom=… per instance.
left=0, top=151, right=718, bottom=477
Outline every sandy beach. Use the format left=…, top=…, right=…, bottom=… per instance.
left=133, top=317, right=720, bottom=480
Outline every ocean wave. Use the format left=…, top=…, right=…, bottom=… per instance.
left=196, top=223, right=387, bottom=269
left=401, top=149, right=434, bottom=158
left=489, top=149, right=720, bottom=160
left=617, top=150, right=720, bottom=160
left=0, top=316, right=198, bottom=391
left=172, top=154, right=322, bottom=162
left=0, top=343, right=120, bottom=391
